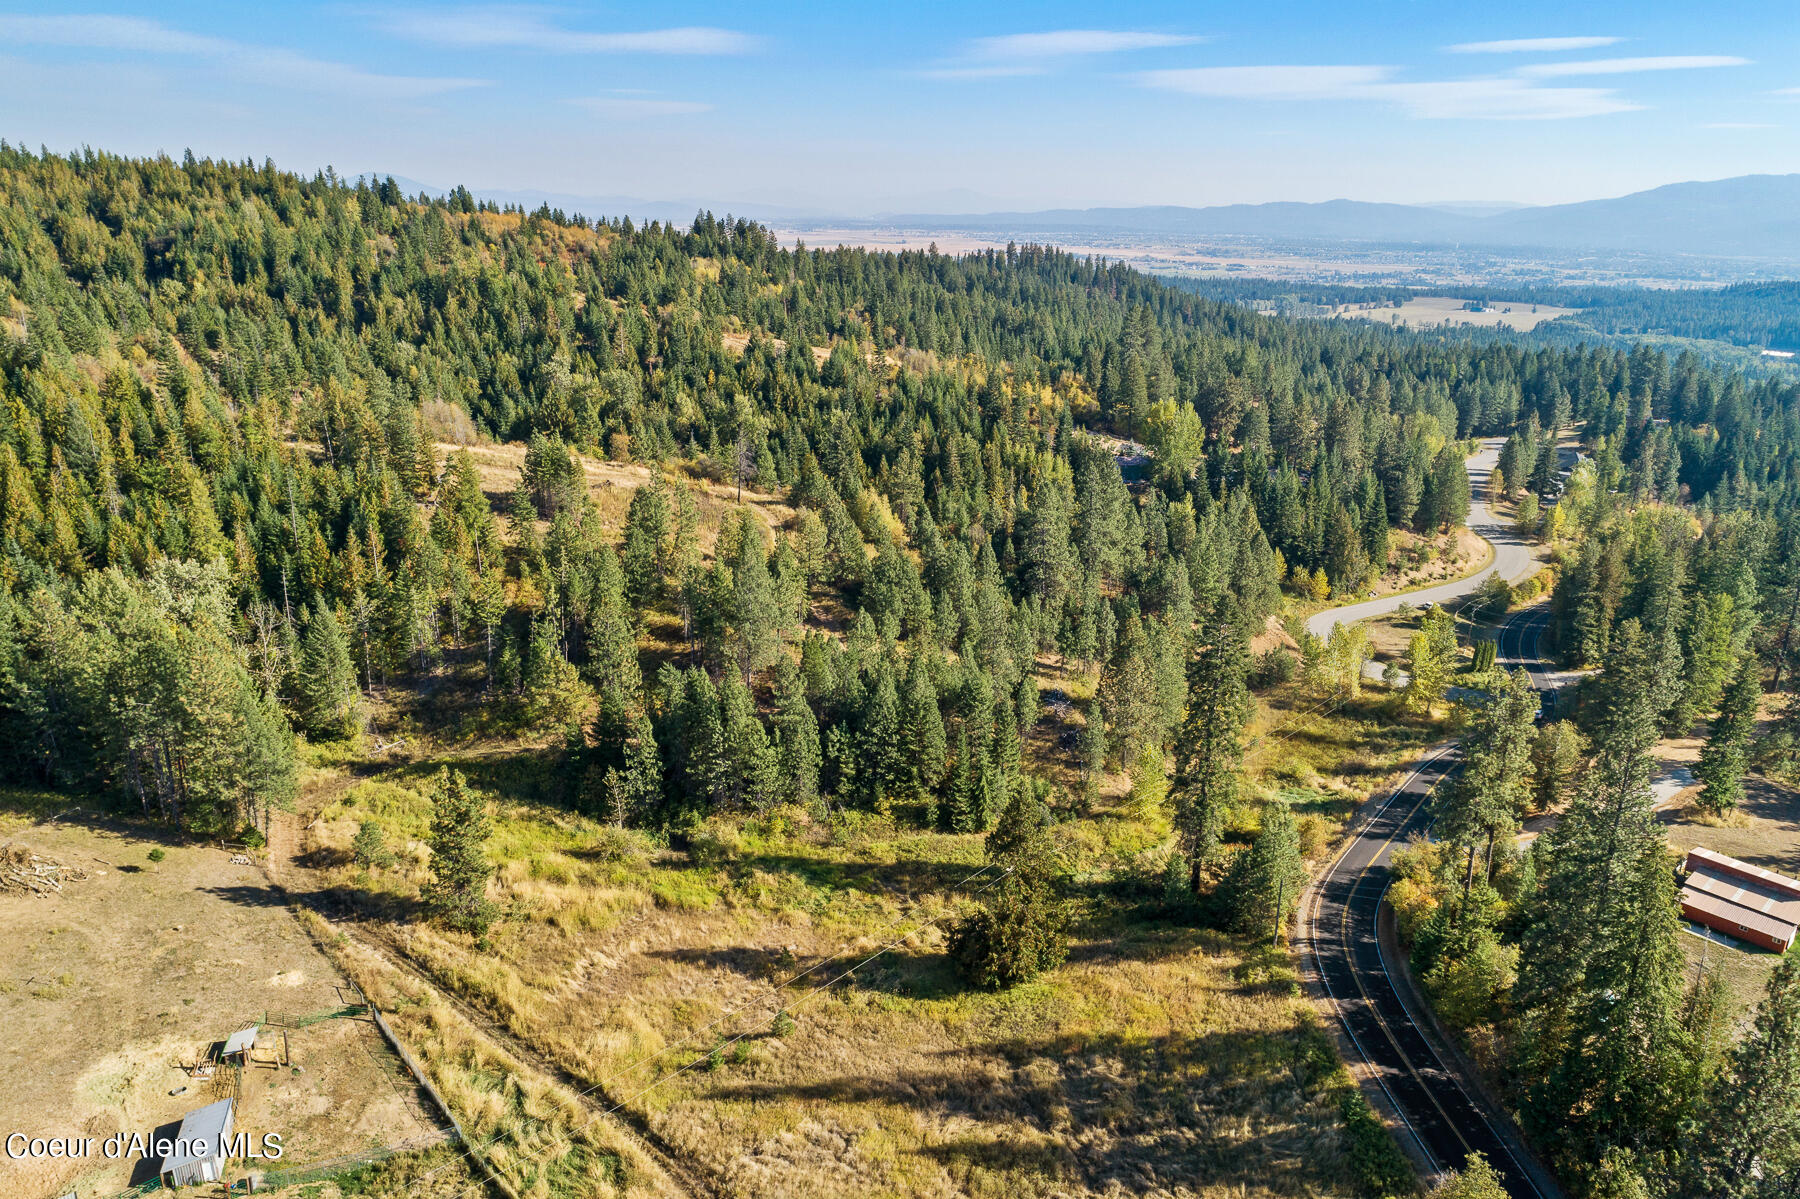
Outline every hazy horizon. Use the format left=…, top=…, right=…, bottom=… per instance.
left=1, top=1, right=1797, bottom=215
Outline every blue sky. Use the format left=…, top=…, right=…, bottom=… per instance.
left=2, top=2, right=1798, bottom=214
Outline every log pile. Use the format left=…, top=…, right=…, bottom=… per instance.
left=0, top=842, right=89, bottom=896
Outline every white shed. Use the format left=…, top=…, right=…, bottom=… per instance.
left=160, top=1097, right=235, bottom=1187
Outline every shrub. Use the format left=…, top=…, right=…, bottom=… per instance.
left=588, top=824, right=652, bottom=866
left=1250, top=647, right=1296, bottom=690
left=1339, top=1089, right=1415, bottom=1199
left=352, top=820, right=392, bottom=869
left=687, top=819, right=742, bottom=867
left=1296, top=813, right=1330, bottom=861
left=147, top=848, right=166, bottom=863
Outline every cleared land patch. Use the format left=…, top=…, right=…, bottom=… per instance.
left=1332, top=296, right=1579, bottom=332
left=0, top=801, right=445, bottom=1198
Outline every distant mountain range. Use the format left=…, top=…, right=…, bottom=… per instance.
left=361, top=171, right=1800, bottom=265
left=861, top=175, right=1800, bottom=263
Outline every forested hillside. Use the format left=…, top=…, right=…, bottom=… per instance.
left=0, top=145, right=1797, bottom=845
left=10, top=146, right=1800, bottom=1197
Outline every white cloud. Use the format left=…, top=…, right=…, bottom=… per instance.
left=917, top=64, right=1048, bottom=80
left=1139, top=65, right=1639, bottom=120
left=0, top=14, right=485, bottom=98
left=1775, top=87, right=1800, bottom=96
left=921, top=28, right=1200, bottom=78
left=567, top=97, right=712, bottom=117
left=968, top=30, right=1203, bottom=59
left=1446, top=36, right=1623, bottom=54
left=1378, top=78, right=1639, bottom=120
left=376, top=8, right=761, bottom=55
left=1139, top=65, right=1390, bottom=101
left=1519, top=55, right=1749, bottom=77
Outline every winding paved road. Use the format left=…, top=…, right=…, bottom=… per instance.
left=1294, top=440, right=1567, bottom=1196
left=1306, top=437, right=1540, bottom=643
left=1302, top=599, right=1562, bottom=1198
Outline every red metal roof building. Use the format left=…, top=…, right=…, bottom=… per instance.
left=1680, top=847, right=1800, bottom=953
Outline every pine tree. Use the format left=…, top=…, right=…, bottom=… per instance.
left=1514, top=623, right=1688, bottom=1175
left=1100, top=613, right=1164, bottom=783
left=727, top=510, right=782, bottom=682
left=1696, top=654, right=1760, bottom=815
left=423, top=768, right=496, bottom=937
left=657, top=666, right=725, bottom=830
left=771, top=661, right=822, bottom=813
left=604, top=710, right=664, bottom=827
left=1530, top=719, right=1585, bottom=814
left=1439, top=669, right=1538, bottom=904
left=900, top=652, right=948, bottom=809
left=948, top=791, right=1067, bottom=989
left=1226, top=801, right=1307, bottom=941
left=352, top=819, right=391, bottom=869
left=718, top=672, right=778, bottom=811
left=858, top=664, right=906, bottom=811
left=1170, top=616, right=1249, bottom=890
left=945, top=727, right=981, bottom=833
left=621, top=482, right=670, bottom=614
left=1682, top=956, right=1800, bottom=1197
left=295, top=598, right=360, bottom=739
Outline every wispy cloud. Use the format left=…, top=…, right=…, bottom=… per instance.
left=1139, top=65, right=1389, bottom=101
left=1446, top=36, right=1623, bottom=54
left=1518, top=55, right=1749, bottom=77
left=1702, top=122, right=1776, bottom=129
left=917, top=64, right=1050, bottom=80
left=567, top=96, right=712, bottom=117
left=0, top=13, right=484, bottom=98
left=922, top=28, right=1200, bottom=79
left=1138, top=65, right=1639, bottom=120
left=968, top=30, right=1203, bottom=59
left=375, top=8, right=762, bottom=55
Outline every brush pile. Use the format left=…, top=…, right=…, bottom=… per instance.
left=0, top=842, right=89, bottom=896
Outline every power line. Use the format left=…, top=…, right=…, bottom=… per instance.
left=403, top=857, right=1011, bottom=1193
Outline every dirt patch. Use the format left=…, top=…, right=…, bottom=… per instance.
left=0, top=817, right=442, bottom=1197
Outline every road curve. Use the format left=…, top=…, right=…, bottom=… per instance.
left=1301, top=602, right=1561, bottom=1199
left=1306, top=438, right=1540, bottom=643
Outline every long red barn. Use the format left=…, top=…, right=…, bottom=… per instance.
left=1680, top=847, right=1800, bottom=953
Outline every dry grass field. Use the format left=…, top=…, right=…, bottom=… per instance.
left=278, top=669, right=1442, bottom=1199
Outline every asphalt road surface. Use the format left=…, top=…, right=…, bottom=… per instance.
left=1303, top=601, right=1562, bottom=1199
left=1306, top=438, right=1540, bottom=643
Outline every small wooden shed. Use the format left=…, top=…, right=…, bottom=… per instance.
left=159, top=1097, right=235, bottom=1187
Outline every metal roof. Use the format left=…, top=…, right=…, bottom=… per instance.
left=162, top=1098, right=235, bottom=1171
left=1681, top=885, right=1798, bottom=950
left=223, top=1025, right=258, bottom=1056
left=1686, top=847, right=1800, bottom=900
left=1685, top=868, right=1800, bottom=926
